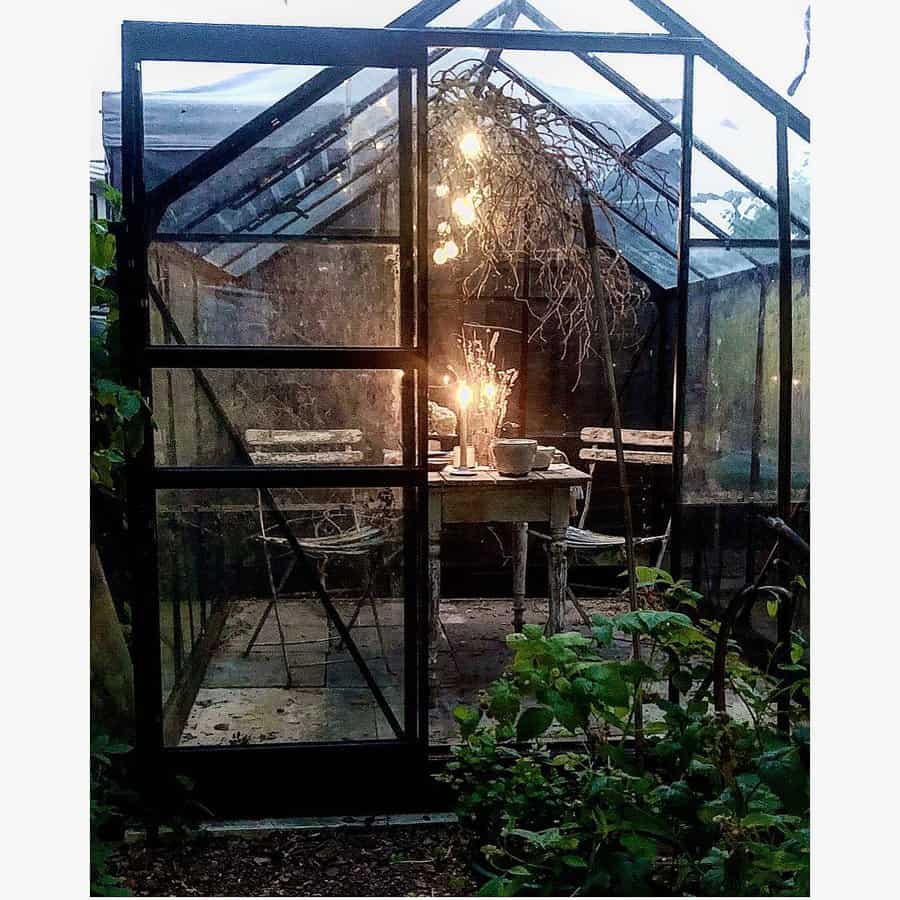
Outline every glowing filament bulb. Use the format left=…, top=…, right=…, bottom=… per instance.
left=435, top=183, right=450, bottom=198
left=459, top=131, right=483, bottom=160
left=444, top=239, right=459, bottom=260
left=483, top=381, right=497, bottom=401
left=452, top=195, right=476, bottom=227
left=433, top=245, right=448, bottom=265
left=457, top=382, right=473, bottom=409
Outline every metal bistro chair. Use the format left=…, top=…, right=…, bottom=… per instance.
left=242, top=428, right=397, bottom=687
left=534, top=427, right=690, bottom=627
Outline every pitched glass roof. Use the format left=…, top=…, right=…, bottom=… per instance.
left=103, top=0, right=810, bottom=288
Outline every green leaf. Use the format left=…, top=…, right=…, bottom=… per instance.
left=620, top=833, right=658, bottom=861
left=453, top=704, right=482, bottom=739
left=487, top=680, right=521, bottom=725
left=561, top=854, right=588, bottom=868
left=766, top=598, right=779, bottom=618
left=515, top=705, right=554, bottom=742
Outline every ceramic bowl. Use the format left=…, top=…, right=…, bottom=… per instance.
left=492, top=438, right=538, bottom=476
left=531, top=445, right=557, bottom=470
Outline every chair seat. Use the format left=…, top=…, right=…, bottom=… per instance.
left=532, top=526, right=667, bottom=550
left=565, top=526, right=626, bottom=549
left=258, top=525, right=387, bottom=556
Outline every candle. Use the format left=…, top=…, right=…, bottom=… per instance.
left=457, top=382, right=473, bottom=469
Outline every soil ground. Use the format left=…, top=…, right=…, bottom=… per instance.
left=110, top=823, right=479, bottom=897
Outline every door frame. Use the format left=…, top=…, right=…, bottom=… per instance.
left=119, top=21, right=432, bottom=813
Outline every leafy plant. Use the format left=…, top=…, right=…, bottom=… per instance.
left=91, top=186, right=148, bottom=491
left=90, top=731, right=133, bottom=896
left=439, top=573, right=809, bottom=896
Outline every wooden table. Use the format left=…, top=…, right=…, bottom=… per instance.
left=427, top=464, right=592, bottom=683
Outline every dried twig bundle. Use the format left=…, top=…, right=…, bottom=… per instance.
left=427, top=60, right=666, bottom=381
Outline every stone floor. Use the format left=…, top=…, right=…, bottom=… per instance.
left=178, top=594, right=750, bottom=747
left=178, top=594, right=630, bottom=746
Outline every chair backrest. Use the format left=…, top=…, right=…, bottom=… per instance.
left=576, top=428, right=692, bottom=528
left=579, top=428, right=691, bottom=467
left=245, top=428, right=365, bottom=465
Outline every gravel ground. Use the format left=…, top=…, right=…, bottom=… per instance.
left=109, top=824, right=479, bottom=897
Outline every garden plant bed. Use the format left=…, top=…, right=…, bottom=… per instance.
left=110, top=823, right=478, bottom=897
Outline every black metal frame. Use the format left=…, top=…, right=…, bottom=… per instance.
left=118, top=3, right=810, bottom=811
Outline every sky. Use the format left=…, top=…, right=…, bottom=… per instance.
left=90, top=0, right=811, bottom=177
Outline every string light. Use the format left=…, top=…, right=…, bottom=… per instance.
left=459, top=131, right=483, bottom=160
left=452, top=194, right=476, bottom=227
left=435, top=183, right=450, bottom=198
left=444, top=239, right=459, bottom=260
left=437, top=221, right=451, bottom=235
left=433, top=245, right=448, bottom=265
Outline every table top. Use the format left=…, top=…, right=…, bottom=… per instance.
left=428, top=463, right=591, bottom=491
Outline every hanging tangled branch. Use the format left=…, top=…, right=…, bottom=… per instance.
left=426, top=59, right=674, bottom=381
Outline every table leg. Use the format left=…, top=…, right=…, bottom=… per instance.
left=512, top=522, right=528, bottom=632
left=547, top=488, right=571, bottom=634
left=428, top=501, right=442, bottom=704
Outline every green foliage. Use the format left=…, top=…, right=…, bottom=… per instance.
left=91, top=187, right=148, bottom=492
left=439, top=571, right=810, bottom=896
left=90, top=732, right=132, bottom=896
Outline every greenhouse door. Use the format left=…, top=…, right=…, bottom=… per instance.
left=119, top=22, right=431, bottom=815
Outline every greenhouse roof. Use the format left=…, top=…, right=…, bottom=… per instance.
left=103, top=0, right=810, bottom=290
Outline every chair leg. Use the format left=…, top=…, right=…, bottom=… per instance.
left=438, top=615, right=461, bottom=675
left=255, top=490, right=292, bottom=687
left=369, top=595, right=394, bottom=675
left=567, top=586, right=593, bottom=628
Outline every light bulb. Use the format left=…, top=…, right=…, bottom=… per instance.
left=433, top=246, right=448, bottom=265
left=452, top=195, right=476, bottom=227
left=483, top=382, right=496, bottom=399
left=442, top=374, right=450, bottom=385
left=437, top=220, right=451, bottom=236
left=457, top=383, right=473, bottom=408
left=435, top=183, right=450, bottom=198
left=444, top=239, right=459, bottom=260
left=459, top=131, right=483, bottom=160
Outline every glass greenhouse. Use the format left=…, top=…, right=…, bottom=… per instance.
left=104, top=0, right=810, bottom=814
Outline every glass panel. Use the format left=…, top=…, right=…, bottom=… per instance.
left=690, top=147, right=778, bottom=240
left=152, top=68, right=399, bottom=237
left=661, top=0, right=810, bottom=116
left=693, top=57, right=777, bottom=207
left=150, top=367, right=404, bottom=467
left=135, top=62, right=325, bottom=192
left=788, top=131, right=811, bottom=239
left=513, top=0, right=668, bottom=33
left=147, top=239, right=401, bottom=346
left=158, top=486, right=407, bottom=747
left=791, top=251, right=810, bottom=496
left=683, top=249, right=781, bottom=505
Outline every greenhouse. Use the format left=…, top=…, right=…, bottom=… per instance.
left=98, top=0, right=810, bottom=825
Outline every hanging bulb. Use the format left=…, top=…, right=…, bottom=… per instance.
left=459, top=131, right=483, bottom=160
left=435, top=183, right=450, bottom=198
left=444, top=239, right=459, bottom=260
left=433, top=245, right=448, bottom=265
left=452, top=195, right=476, bottom=227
